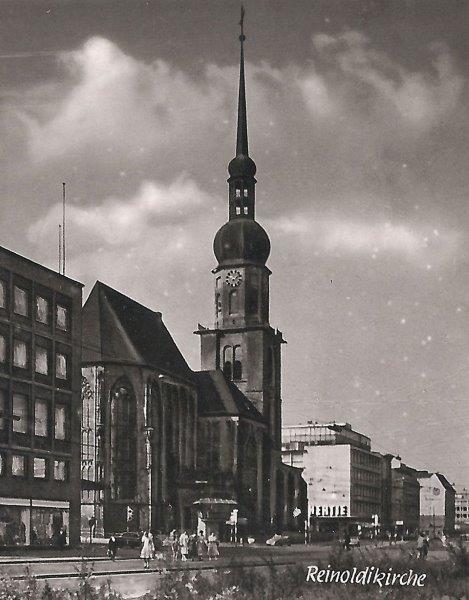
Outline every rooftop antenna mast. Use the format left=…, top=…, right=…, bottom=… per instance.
left=62, top=182, right=66, bottom=276
left=58, top=224, right=62, bottom=273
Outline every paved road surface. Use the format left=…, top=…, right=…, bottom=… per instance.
left=0, top=541, right=451, bottom=598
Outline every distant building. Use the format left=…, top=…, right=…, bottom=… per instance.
left=0, top=245, right=82, bottom=547
left=389, top=457, right=420, bottom=535
left=455, top=488, right=469, bottom=531
left=416, top=471, right=455, bottom=535
left=282, top=423, right=382, bottom=531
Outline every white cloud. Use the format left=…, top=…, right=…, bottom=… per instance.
left=28, top=176, right=216, bottom=249
left=310, top=31, right=464, bottom=130
left=269, top=213, right=460, bottom=267
left=14, top=36, right=281, bottom=165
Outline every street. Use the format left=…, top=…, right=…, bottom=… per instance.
left=0, top=540, right=453, bottom=598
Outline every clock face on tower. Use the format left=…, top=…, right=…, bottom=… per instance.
left=225, top=269, right=243, bottom=287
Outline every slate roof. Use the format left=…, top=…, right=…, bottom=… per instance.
left=194, top=370, right=265, bottom=424
left=82, top=281, right=192, bottom=381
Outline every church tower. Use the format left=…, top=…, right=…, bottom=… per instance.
left=196, top=9, right=285, bottom=449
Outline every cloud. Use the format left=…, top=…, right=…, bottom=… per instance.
left=310, top=31, right=464, bottom=130
left=27, top=176, right=217, bottom=250
left=13, top=36, right=281, bottom=167
left=269, top=212, right=460, bottom=267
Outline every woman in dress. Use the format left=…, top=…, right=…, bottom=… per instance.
left=169, top=529, right=179, bottom=561
left=207, top=532, right=219, bottom=560
left=141, top=531, right=153, bottom=569
left=179, top=530, right=189, bottom=561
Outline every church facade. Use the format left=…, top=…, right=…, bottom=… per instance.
left=81, top=18, right=305, bottom=538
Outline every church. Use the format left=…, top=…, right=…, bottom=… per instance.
left=80, top=15, right=306, bottom=538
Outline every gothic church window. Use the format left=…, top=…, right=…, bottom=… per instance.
left=111, top=381, right=137, bottom=500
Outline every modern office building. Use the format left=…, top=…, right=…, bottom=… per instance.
left=0, top=245, right=82, bottom=547
left=455, top=488, right=469, bottom=531
left=282, top=422, right=382, bottom=531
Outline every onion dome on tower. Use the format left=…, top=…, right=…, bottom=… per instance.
left=213, top=6, right=270, bottom=268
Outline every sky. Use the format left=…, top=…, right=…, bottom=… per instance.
left=1, top=0, right=468, bottom=485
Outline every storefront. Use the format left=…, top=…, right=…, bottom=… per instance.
left=0, top=497, right=69, bottom=547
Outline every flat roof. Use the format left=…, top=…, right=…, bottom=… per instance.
left=0, top=244, right=83, bottom=287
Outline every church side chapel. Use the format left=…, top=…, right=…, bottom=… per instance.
left=80, top=12, right=306, bottom=538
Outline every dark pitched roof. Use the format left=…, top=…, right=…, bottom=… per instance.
left=194, top=370, right=265, bottom=424
left=415, top=470, right=455, bottom=492
left=82, top=281, right=192, bottom=381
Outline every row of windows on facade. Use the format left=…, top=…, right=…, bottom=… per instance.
left=0, top=391, right=69, bottom=440
left=0, top=337, right=68, bottom=379
left=352, top=450, right=381, bottom=468
left=0, top=452, right=68, bottom=481
left=0, top=282, right=69, bottom=331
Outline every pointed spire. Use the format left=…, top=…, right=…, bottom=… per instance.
left=236, top=5, right=248, bottom=157
left=228, top=6, right=256, bottom=181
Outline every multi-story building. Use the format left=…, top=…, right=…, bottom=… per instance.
left=416, top=471, right=455, bottom=535
left=389, top=458, right=420, bottom=535
left=0, top=245, right=82, bottom=547
left=282, top=423, right=382, bottom=531
left=455, top=488, right=469, bottom=532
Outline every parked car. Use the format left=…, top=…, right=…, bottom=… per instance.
left=114, top=531, right=142, bottom=548
left=266, top=534, right=291, bottom=546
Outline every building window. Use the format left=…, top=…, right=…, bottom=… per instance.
left=12, top=454, right=26, bottom=477
left=36, top=296, right=49, bottom=324
left=0, top=390, right=6, bottom=431
left=56, top=305, right=68, bottom=331
left=0, top=453, right=4, bottom=477
left=228, top=290, right=238, bottom=314
left=236, top=189, right=241, bottom=198
left=14, top=286, right=28, bottom=316
left=35, top=346, right=49, bottom=375
left=54, top=405, right=68, bottom=440
left=0, top=281, right=5, bottom=309
left=34, top=399, right=49, bottom=437
left=0, top=335, right=5, bottom=364
left=13, top=340, right=28, bottom=369
left=54, top=460, right=67, bottom=481
left=233, top=346, right=242, bottom=380
left=223, top=345, right=232, bottom=380
left=56, top=353, right=67, bottom=380
left=111, top=382, right=137, bottom=499
left=33, top=457, right=46, bottom=479
left=215, top=293, right=221, bottom=317
left=243, top=206, right=248, bottom=215
left=12, top=393, right=28, bottom=434
left=236, top=206, right=241, bottom=215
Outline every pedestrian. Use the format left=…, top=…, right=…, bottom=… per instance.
left=179, top=530, right=189, bottom=561
left=441, top=532, right=447, bottom=548
left=207, top=531, right=219, bottom=560
left=196, top=530, right=207, bottom=560
left=169, top=529, right=179, bottom=561
left=188, top=532, right=197, bottom=560
left=58, top=527, right=67, bottom=549
left=108, top=534, right=118, bottom=560
left=344, top=532, right=351, bottom=551
left=141, top=530, right=153, bottom=569
left=417, top=531, right=426, bottom=560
